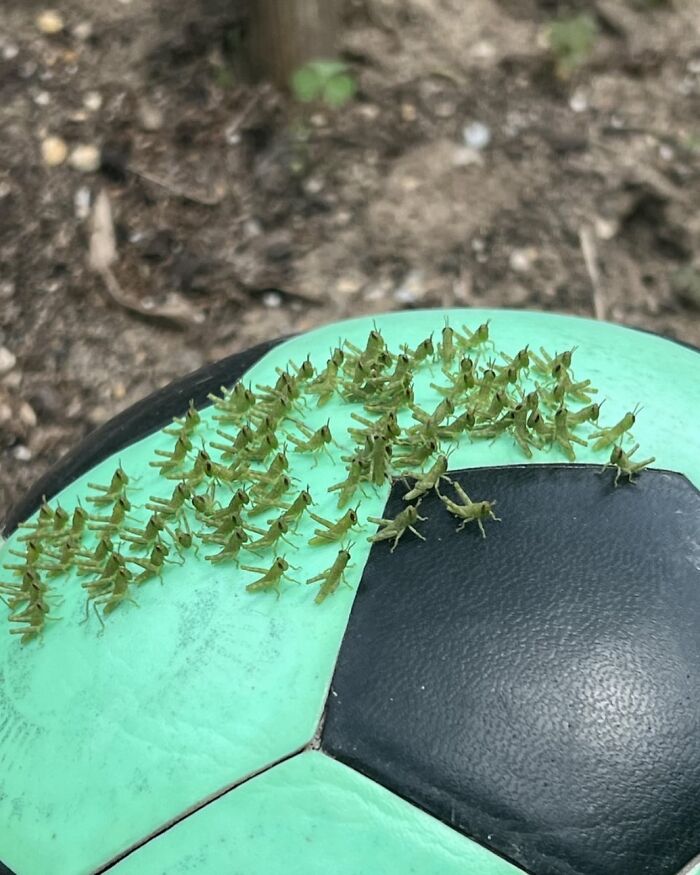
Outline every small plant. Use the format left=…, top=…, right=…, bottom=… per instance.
left=291, top=59, right=357, bottom=109
left=547, top=14, right=598, bottom=79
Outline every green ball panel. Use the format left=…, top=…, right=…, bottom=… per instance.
left=1, top=309, right=697, bottom=874
left=110, top=751, right=526, bottom=875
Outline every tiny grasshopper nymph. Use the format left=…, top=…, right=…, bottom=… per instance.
left=368, top=503, right=427, bottom=553
left=599, top=444, right=655, bottom=486
left=436, top=479, right=500, bottom=538
left=328, top=460, right=370, bottom=508
left=402, top=454, right=449, bottom=501
left=86, top=464, right=133, bottom=507
left=240, top=557, right=300, bottom=597
left=306, top=546, right=353, bottom=604
left=589, top=406, right=640, bottom=452
left=163, top=399, right=201, bottom=437
left=308, top=508, right=360, bottom=546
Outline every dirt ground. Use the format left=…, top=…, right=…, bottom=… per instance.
left=1, top=0, right=699, bottom=520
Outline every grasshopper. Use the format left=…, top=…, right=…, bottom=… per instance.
left=589, top=407, right=640, bottom=452
left=402, top=454, right=449, bottom=501
left=599, top=444, right=655, bottom=486
left=437, top=479, right=500, bottom=537
left=205, top=529, right=249, bottom=565
left=243, top=519, right=296, bottom=553
left=308, top=508, right=360, bottom=546
left=241, top=557, right=300, bottom=597
left=328, top=460, right=370, bottom=508
left=163, top=399, right=201, bottom=437
left=368, top=504, right=427, bottom=553
left=150, top=433, right=192, bottom=474
left=86, top=465, right=133, bottom=506
left=286, top=420, right=335, bottom=461
left=273, top=489, right=314, bottom=529
left=306, top=547, right=353, bottom=604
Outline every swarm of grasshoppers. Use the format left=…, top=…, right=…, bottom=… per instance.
left=1, top=319, right=655, bottom=646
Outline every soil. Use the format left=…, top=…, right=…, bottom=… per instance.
left=1, top=0, right=699, bottom=521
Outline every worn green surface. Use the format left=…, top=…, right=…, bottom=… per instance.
left=111, top=751, right=526, bottom=875
left=0, top=309, right=697, bottom=875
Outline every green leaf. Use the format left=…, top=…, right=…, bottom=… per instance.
left=291, top=66, right=323, bottom=103
left=323, top=74, right=357, bottom=108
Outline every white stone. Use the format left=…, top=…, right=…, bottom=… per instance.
left=41, top=135, right=68, bottom=166
left=69, top=144, right=100, bottom=173
left=463, top=122, right=491, bottom=151
left=0, top=346, right=15, bottom=375
left=83, top=91, right=102, bottom=112
left=36, top=10, right=64, bottom=34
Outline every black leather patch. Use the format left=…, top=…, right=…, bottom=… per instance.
left=322, top=466, right=700, bottom=875
left=1, top=336, right=287, bottom=536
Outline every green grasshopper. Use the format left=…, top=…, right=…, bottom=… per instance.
left=306, top=546, right=353, bottom=604
left=454, top=321, right=494, bottom=353
left=247, top=475, right=293, bottom=516
left=163, top=399, right=201, bottom=437
left=84, top=567, right=136, bottom=630
left=402, top=454, right=449, bottom=501
left=8, top=598, right=60, bottom=644
left=86, top=464, right=133, bottom=507
left=306, top=357, right=342, bottom=406
left=308, top=508, right=360, bottom=546
left=273, top=489, right=314, bottom=529
left=599, top=444, right=655, bottom=486
left=146, top=481, right=192, bottom=519
left=328, top=460, right=370, bottom=508
left=150, top=433, right=193, bottom=474
left=205, top=529, right=249, bottom=565
left=367, top=504, right=427, bottom=553
left=243, top=519, right=296, bottom=553
left=286, top=420, right=335, bottom=461
left=241, top=557, right=300, bottom=597
left=437, top=479, right=500, bottom=537
left=210, top=382, right=257, bottom=424
left=589, top=407, right=640, bottom=452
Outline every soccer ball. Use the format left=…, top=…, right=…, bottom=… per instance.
left=1, top=309, right=698, bottom=875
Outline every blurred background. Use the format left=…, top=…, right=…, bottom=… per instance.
left=0, top=0, right=699, bottom=515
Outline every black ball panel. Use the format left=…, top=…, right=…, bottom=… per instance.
left=322, top=466, right=700, bottom=875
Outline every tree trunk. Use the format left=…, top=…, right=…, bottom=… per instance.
left=247, top=0, right=340, bottom=90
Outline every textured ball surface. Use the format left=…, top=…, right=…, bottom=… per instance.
left=0, top=309, right=698, bottom=875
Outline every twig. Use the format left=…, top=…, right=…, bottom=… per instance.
left=579, top=225, right=607, bottom=321
left=130, top=167, right=226, bottom=207
left=88, top=189, right=204, bottom=328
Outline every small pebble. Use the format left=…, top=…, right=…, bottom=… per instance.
left=594, top=217, right=618, bottom=241
left=509, top=247, right=538, bottom=274
left=2, top=43, right=19, bottom=61
left=138, top=100, right=163, bottom=132
left=73, top=21, right=93, bottom=41
left=452, top=146, right=483, bottom=168
left=463, top=122, right=491, bottom=151
left=0, top=347, right=17, bottom=376
left=34, top=90, right=51, bottom=106
left=111, top=382, right=127, bottom=401
left=36, top=10, right=64, bottom=35
left=0, top=182, right=11, bottom=199
left=74, top=186, right=91, bottom=219
left=335, top=276, right=363, bottom=296
left=69, top=144, right=100, bottom=173
left=262, top=292, right=282, bottom=309
left=13, top=445, right=32, bottom=462
left=41, top=135, right=68, bottom=166
left=569, top=89, right=588, bottom=113
left=18, top=402, right=37, bottom=428
left=83, top=91, right=102, bottom=112
left=401, top=103, right=417, bottom=122
left=0, top=281, right=14, bottom=299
